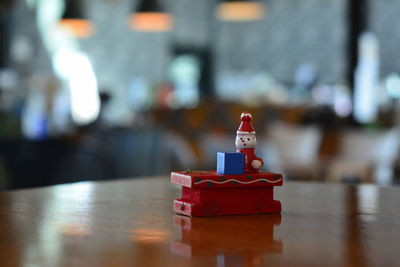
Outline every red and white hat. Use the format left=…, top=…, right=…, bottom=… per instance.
left=237, top=112, right=255, bottom=135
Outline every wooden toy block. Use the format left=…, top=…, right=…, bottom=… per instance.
left=217, top=152, right=244, bottom=175
left=171, top=112, right=283, bottom=216
left=171, top=170, right=282, bottom=216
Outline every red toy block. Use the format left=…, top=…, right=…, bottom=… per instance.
left=171, top=112, right=283, bottom=217
left=171, top=171, right=282, bottom=216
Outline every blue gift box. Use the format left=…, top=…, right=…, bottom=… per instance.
left=217, top=152, right=244, bottom=175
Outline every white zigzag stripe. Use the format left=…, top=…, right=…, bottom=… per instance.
left=194, top=178, right=282, bottom=185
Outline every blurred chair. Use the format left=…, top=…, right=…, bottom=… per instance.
left=0, top=128, right=197, bottom=189
left=0, top=156, right=6, bottom=189
left=166, top=131, right=197, bottom=170
left=261, top=122, right=323, bottom=180
left=199, top=133, right=234, bottom=170
left=326, top=128, right=400, bottom=184
left=0, top=139, right=114, bottom=189
left=79, top=128, right=197, bottom=178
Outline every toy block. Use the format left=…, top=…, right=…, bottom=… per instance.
left=217, top=152, right=244, bottom=175
left=171, top=171, right=282, bottom=216
left=171, top=112, right=282, bottom=217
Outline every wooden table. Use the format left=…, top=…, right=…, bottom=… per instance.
left=0, top=177, right=399, bottom=266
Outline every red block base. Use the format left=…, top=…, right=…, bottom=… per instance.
left=171, top=171, right=282, bottom=217
left=174, top=188, right=281, bottom=216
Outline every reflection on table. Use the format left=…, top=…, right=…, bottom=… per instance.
left=171, top=214, right=282, bottom=265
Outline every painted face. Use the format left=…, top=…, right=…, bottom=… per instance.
left=235, top=134, right=256, bottom=149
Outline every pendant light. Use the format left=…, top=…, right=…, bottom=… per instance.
left=59, top=0, right=93, bottom=38
left=216, top=0, right=266, bottom=21
left=130, top=0, right=172, bottom=32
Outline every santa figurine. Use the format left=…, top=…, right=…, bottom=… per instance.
left=235, top=112, right=264, bottom=173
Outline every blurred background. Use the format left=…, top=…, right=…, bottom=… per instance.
left=1, top=0, right=400, bottom=190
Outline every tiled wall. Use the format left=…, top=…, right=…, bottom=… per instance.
left=216, top=0, right=347, bottom=84
left=370, top=0, right=400, bottom=77
left=10, top=0, right=399, bottom=98
left=8, top=0, right=51, bottom=74
left=80, top=0, right=348, bottom=89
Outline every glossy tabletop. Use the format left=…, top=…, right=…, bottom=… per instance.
left=0, top=177, right=399, bottom=266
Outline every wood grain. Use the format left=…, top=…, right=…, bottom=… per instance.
left=0, top=177, right=399, bottom=266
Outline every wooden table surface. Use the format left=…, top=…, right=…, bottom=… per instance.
left=0, top=177, right=399, bottom=267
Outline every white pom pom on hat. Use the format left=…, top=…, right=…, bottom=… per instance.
left=237, top=112, right=256, bottom=134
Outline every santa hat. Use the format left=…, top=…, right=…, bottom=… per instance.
left=237, top=112, right=255, bottom=135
